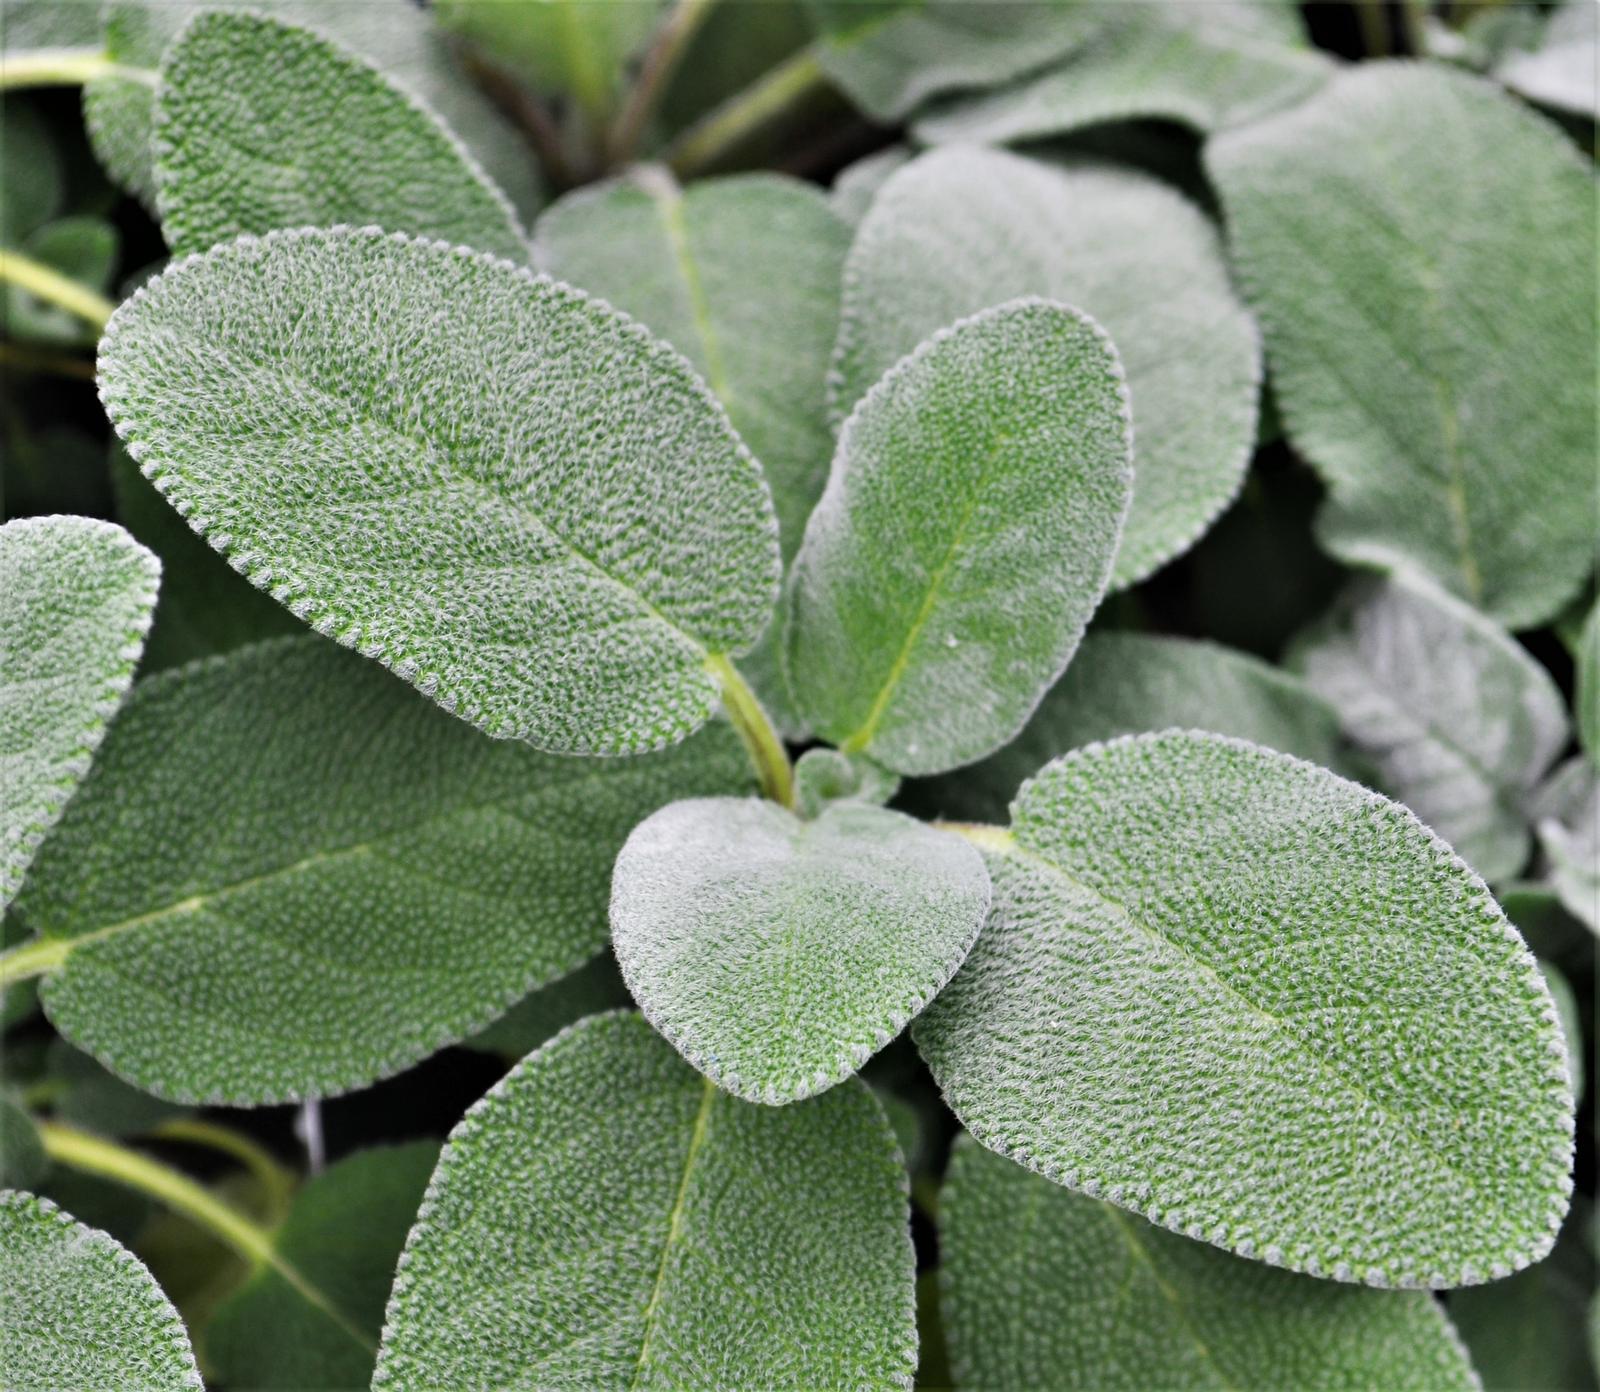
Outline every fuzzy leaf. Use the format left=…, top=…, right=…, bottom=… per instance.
left=789, top=298, right=1131, bottom=775
left=153, top=11, right=527, bottom=262
left=831, top=146, right=1257, bottom=587
left=1208, top=63, right=1597, bottom=628
left=830, top=145, right=911, bottom=227
left=0, top=1189, right=201, bottom=1390
left=0, top=516, right=159, bottom=908
left=9, top=636, right=755, bottom=1104
left=1295, top=575, right=1569, bottom=883
left=373, top=1011, right=916, bottom=1389
left=792, top=747, right=899, bottom=820
left=1495, top=0, right=1598, bottom=119
left=611, top=797, right=989, bottom=1102
left=98, top=226, right=780, bottom=756
left=939, top=1137, right=1477, bottom=1390
left=915, top=731, right=1574, bottom=1288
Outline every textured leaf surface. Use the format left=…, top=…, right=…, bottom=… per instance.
left=374, top=1011, right=916, bottom=1389
left=0, top=516, right=158, bottom=908
left=790, top=299, right=1131, bottom=775
left=1208, top=62, right=1597, bottom=628
left=1496, top=0, right=1598, bottom=118
left=611, top=797, right=989, bottom=1102
left=153, top=11, right=527, bottom=262
left=915, top=731, right=1574, bottom=1288
left=940, top=1138, right=1477, bottom=1390
left=792, top=747, right=899, bottom=820
left=0, top=1189, right=201, bottom=1390
left=1295, top=575, right=1568, bottom=883
left=9, top=636, right=754, bottom=1103
left=98, top=226, right=780, bottom=755
left=831, top=146, right=1257, bottom=587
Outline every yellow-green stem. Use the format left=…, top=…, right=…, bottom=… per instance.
left=608, top=0, right=720, bottom=166
left=148, top=1118, right=298, bottom=1223
left=667, top=47, right=827, bottom=177
left=0, top=249, right=116, bottom=331
left=707, top=654, right=793, bottom=808
left=0, top=935, right=69, bottom=989
left=0, top=47, right=146, bottom=90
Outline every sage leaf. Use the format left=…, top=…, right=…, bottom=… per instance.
left=0, top=0, right=101, bottom=53
left=0, top=1189, right=201, bottom=1391
left=1578, top=598, right=1599, bottom=765
left=1294, top=575, right=1569, bottom=883
left=1535, top=759, right=1599, bottom=935
left=9, top=636, right=755, bottom=1104
left=0, top=515, right=159, bottom=908
left=830, top=146, right=1257, bottom=587
left=611, top=797, right=989, bottom=1102
left=45, top=1039, right=186, bottom=1140
left=373, top=1011, right=916, bottom=1390
left=790, top=298, right=1132, bottom=775
left=98, top=226, right=781, bottom=756
left=0, top=1099, right=46, bottom=1190
left=1208, top=63, right=1598, bottom=628
left=153, top=11, right=527, bottom=262
left=830, top=145, right=911, bottom=228
left=940, top=1137, right=1477, bottom=1390
left=792, top=747, right=899, bottom=820
left=915, top=731, right=1575, bottom=1288
left=1495, top=0, right=1598, bottom=120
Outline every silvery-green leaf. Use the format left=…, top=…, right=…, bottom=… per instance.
left=8, top=636, right=755, bottom=1104
left=374, top=1011, right=916, bottom=1390
left=916, top=731, right=1575, bottom=1289
left=792, top=747, right=899, bottom=820
left=830, top=144, right=911, bottom=227
left=790, top=298, right=1131, bottom=775
left=462, top=951, right=633, bottom=1059
left=0, top=0, right=101, bottom=53
left=915, top=631, right=1351, bottom=825
left=830, top=146, right=1257, bottom=587
left=0, top=1189, right=201, bottom=1390
left=611, top=797, right=989, bottom=1102
left=153, top=11, right=527, bottom=262
left=1294, top=575, right=1568, bottom=883
left=0, top=1099, right=46, bottom=1189
left=0, top=516, right=159, bottom=908
left=1496, top=0, right=1598, bottom=119
left=1208, top=63, right=1597, bottom=629
left=98, top=226, right=780, bottom=756
left=940, top=1137, right=1478, bottom=1390
left=1535, top=758, right=1599, bottom=935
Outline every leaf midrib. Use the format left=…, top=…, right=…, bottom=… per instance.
left=646, top=175, right=734, bottom=408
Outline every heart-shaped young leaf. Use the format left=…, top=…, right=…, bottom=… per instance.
left=916, top=731, right=1574, bottom=1288
left=831, top=146, right=1258, bottom=587
left=98, top=226, right=780, bottom=756
left=153, top=11, right=527, bottom=262
left=792, top=747, right=899, bottom=820
left=374, top=1011, right=916, bottom=1390
left=939, top=1138, right=1477, bottom=1391
left=6, top=636, right=754, bottom=1104
left=1208, top=63, right=1597, bottom=629
left=0, top=1189, right=201, bottom=1390
left=1294, top=575, right=1569, bottom=883
left=789, top=298, right=1131, bottom=775
left=611, top=797, right=989, bottom=1102
left=0, top=516, right=158, bottom=908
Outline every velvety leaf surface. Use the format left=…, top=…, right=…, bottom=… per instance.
left=1208, top=62, right=1597, bottom=628
left=789, top=299, right=1132, bottom=775
left=792, top=747, right=899, bottom=820
left=1295, top=575, right=1569, bottom=883
left=915, top=731, right=1574, bottom=1288
left=611, top=797, right=989, bottom=1102
left=1496, top=0, right=1598, bottom=118
left=940, top=1138, right=1478, bottom=1390
left=374, top=1012, right=916, bottom=1390
left=0, top=1189, right=201, bottom=1390
left=831, top=146, right=1257, bottom=587
left=9, top=636, right=754, bottom=1104
left=153, top=11, right=527, bottom=262
left=0, top=515, right=159, bottom=907
left=98, top=226, right=780, bottom=756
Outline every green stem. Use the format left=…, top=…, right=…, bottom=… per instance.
left=148, top=1118, right=298, bottom=1223
left=0, top=47, right=146, bottom=90
left=0, top=935, right=69, bottom=989
left=608, top=0, right=720, bottom=166
left=1356, top=1, right=1391, bottom=57
left=706, top=654, right=793, bottom=808
left=666, top=47, right=827, bottom=177
left=0, top=249, right=116, bottom=332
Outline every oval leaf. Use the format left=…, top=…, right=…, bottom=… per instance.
left=611, top=797, right=989, bottom=1102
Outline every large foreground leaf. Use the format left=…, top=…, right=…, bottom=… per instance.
left=7, top=636, right=754, bottom=1103
left=831, top=146, right=1258, bottom=587
left=99, top=226, right=780, bottom=756
left=1208, top=63, right=1597, bottom=628
left=916, top=731, right=1574, bottom=1288
left=374, top=1012, right=916, bottom=1389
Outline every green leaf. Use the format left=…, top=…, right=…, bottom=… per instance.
left=44, top=1040, right=186, bottom=1140
left=1578, top=598, right=1599, bottom=766
left=0, top=1098, right=46, bottom=1189
left=830, top=144, right=911, bottom=227
left=1495, top=0, right=1598, bottom=120
left=789, top=298, right=1131, bottom=775
left=462, top=950, right=633, bottom=1059
left=152, top=11, right=527, bottom=263
left=1535, top=758, right=1599, bottom=936
left=1, top=0, right=102, bottom=53
left=0, top=1189, right=201, bottom=1390
left=206, top=1141, right=438, bottom=1391
left=373, top=1011, right=916, bottom=1389
left=792, top=747, right=899, bottom=820
left=9, top=635, right=755, bottom=1104
left=1207, top=63, right=1598, bottom=629
left=1294, top=575, right=1569, bottom=884
left=830, top=146, right=1257, bottom=588
left=98, top=226, right=781, bottom=756
left=939, top=1137, right=1477, bottom=1390
left=0, top=515, right=159, bottom=908
left=915, top=731, right=1574, bottom=1288
left=611, top=797, right=989, bottom=1102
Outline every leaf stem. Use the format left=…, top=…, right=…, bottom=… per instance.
left=0, top=47, right=148, bottom=90
left=608, top=0, right=720, bottom=167
left=0, top=249, right=116, bottom=332
left=147, top=1118, right=298, bottom=1223
left=706, top=654, right=793, bottom=808
left=666, top=47, right=828, bottom=178
left=0, top=935, right=69, bottom=989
